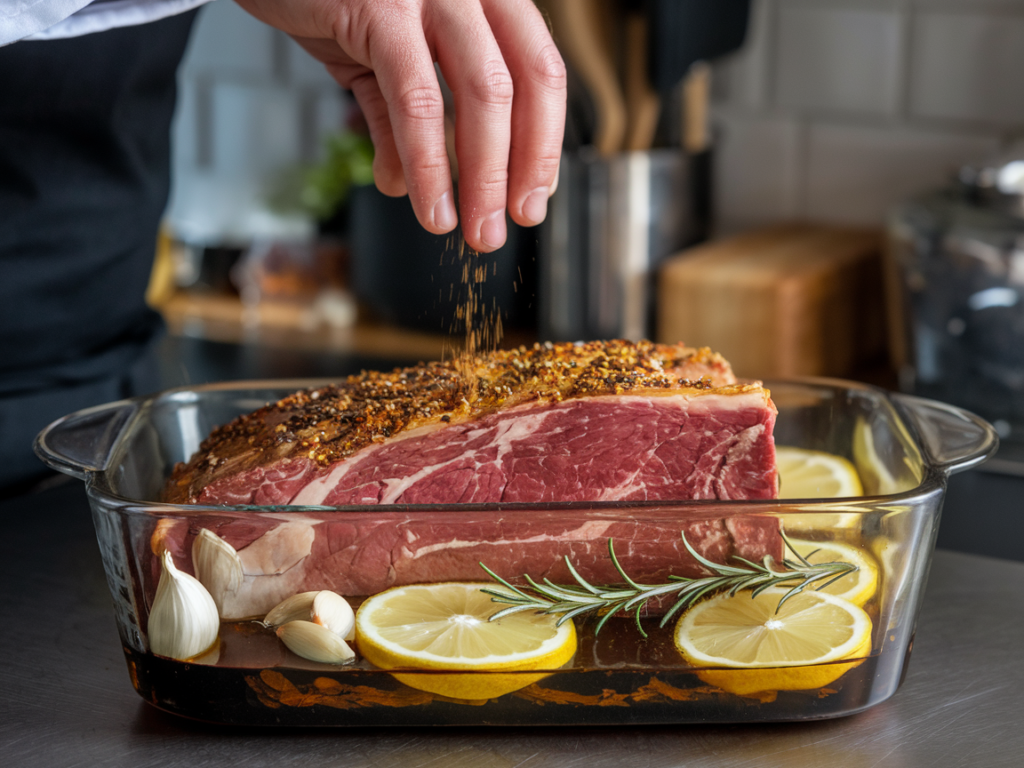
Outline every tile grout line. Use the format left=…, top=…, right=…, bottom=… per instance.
left=894, top=0, right=914, bottom=126
left=762, top=0, right=780, bottom=113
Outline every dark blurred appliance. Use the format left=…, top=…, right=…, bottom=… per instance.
left=887, top=148, right=1024, bottom=473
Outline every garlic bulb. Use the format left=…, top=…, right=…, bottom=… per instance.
left=276, top=620, right=355, bottom=664
left=192, top=528, right=243, bottom=615
left=148, top=550, right=220, bottom=660
left=312, top=590, right=355, bottom=641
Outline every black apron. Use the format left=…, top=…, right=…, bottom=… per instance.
left=0, top=9, right=199, bottom=495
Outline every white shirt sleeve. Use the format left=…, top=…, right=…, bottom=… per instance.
left=1, top=0, right=216, bottom=46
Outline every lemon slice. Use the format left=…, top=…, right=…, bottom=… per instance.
left=775, top=446, right=864, bottom=532
left=853, top=419, right=913, bottom=495
left=675, top=589, right=873, bottom=697
left=355, top=583, right=577, bottom=700
left=776, top=447, right=863, bottom=499
left=788, top=539, right=879, bottom=607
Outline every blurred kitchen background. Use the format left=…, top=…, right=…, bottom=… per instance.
left=152, top=0, right=1024, bottom=558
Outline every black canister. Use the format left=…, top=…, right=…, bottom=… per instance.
left=348, top=185, right=537, bottom=334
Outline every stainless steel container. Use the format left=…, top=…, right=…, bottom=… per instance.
left=539, top=149, right=693, bottom=342
left=34, top=378, right=995, bottom=725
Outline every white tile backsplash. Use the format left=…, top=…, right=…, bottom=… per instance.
left=710, top=0, right=1024, bottom=231
left=285, top=38, right=344, bottom=90
left=179, top=0, right=276, bottom=81
left=713, top=111, right=803, bottom=232
left=169, top=1, right=352, bottom=242
left=804, top=123, right=998, bottom=224
left=210, top=82, right=303, bottom=179
left=170, top=79, right=201, bottom=171
left=167, top=172, right=314, bottom=244
left=310, top=91, right=350, bottom=160
left=910, top=11, right=1024, bottom=124
left=775, top=3, right=903, bottom=116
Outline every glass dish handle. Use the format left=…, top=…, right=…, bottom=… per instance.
left=33, top=399, right=139, bottom=481
left=891, top=393, right=999, bottom=475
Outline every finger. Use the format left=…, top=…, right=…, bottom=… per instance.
left=344, top=70, right=407, bottom=197
left=428, top=0, right=515, bottom=252
left=483, top=0, right=566, bottom=228
left=293, top=35, right=409, bottom=198
left=362, top=9, right=457, bottom=234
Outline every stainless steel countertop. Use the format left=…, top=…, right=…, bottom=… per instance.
left=1, top=479, right=1021, bottom=768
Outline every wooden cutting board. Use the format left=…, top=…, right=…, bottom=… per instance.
left=657, top=224, right=887, bottom=379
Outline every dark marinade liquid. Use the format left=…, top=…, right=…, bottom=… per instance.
left=124, top=595, right=910, bottom=726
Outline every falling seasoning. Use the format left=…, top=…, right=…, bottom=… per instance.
left=447, top=231, right=505, bottom=396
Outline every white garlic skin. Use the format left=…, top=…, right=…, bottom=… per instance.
left=265, top=590, right=356, bottom=641
left=148, top=551, right=220, bottom=661
left=276, top=620, right=355, bottom=664
left=264, top=591, right=319, bottom=627
left=192, top=528, right=243, bottom=616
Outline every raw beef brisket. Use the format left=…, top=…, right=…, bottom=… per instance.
left=165, top=340, right=777, bottom=505
left=156, top=341, right=781, bottom=616
left=155, top=512, right=781, bottom=619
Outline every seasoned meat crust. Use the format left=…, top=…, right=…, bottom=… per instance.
left=164, top=340, right=743, bottom=504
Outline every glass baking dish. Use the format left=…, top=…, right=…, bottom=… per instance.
left=35, top=378, right=996, bottom=726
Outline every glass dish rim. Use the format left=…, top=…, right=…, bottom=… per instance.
left=74, top=375, right=951, bottom=514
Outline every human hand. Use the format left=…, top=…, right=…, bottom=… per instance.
left=233, top=0, right=566, bottom=253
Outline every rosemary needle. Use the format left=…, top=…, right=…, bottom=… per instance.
left=479, top=530, right=859, bottom=638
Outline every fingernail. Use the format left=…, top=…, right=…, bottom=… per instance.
left=550, top=164, right=560, bottom=196
left=480, top=210, right=506, bottom=250
left=522, top=187, right=550, bottom=225
left=432, top=191, right=458, bottom=231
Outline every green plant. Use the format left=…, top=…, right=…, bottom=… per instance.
left=269, top=132, right=375, bottom=221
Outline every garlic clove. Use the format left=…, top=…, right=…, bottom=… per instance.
left=312, top=590, right=356, bottom=641
left=264, top=591, right=319, bottom=627
left=192, top=528, right=243, bottom=616
left=148, top=550, right=220, bottom=661
left=276, top=620, right=355, bottom=664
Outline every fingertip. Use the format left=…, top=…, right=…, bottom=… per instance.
left=431, top=191, right=458, bottom=232
left=518, top=186, right=550, bottom=227
left=479, top=210, right=507, bottom=251
left=373, top=160, right=407, bottom=198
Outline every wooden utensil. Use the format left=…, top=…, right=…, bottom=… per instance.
left=542, top=0, right=626, bottom=157
left=623, top=10, right=660, bottom=152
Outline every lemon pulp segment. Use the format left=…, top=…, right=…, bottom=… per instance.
left=355, top=582, right=577, bottom=700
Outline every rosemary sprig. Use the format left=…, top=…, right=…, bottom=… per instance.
left=479, top=531, right=857, bottom=638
